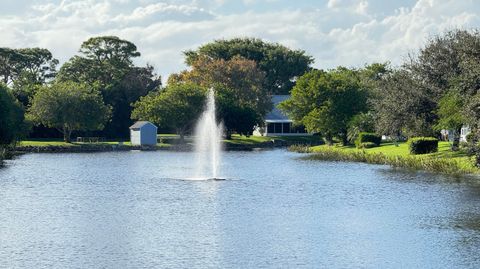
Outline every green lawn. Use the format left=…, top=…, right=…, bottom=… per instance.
left=18, top=134, right=322, bottom=148
left=224, top=134, right=323, bottom=145
left=18, top=139, right=133, bottom=147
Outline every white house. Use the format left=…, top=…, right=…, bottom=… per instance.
left=129, top=121, right=158, bottom=146
left=253, top=95, right=309, bottom=136
left=440, top=125, right=471, bottom=142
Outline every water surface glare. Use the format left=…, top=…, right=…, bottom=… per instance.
left=1, top=149, right=480, bottom=268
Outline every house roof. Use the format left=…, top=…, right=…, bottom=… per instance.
left=265, top=95, right=291, bottom=122
left=129, top=121, right=157, bottom=130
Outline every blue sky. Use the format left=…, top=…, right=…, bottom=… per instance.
left=1, top=0, right=479, bottom=81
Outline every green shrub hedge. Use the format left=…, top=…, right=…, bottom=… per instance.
left=355, top=132, right=381, bottom=148
left=408, top=137, right=438, bottom=154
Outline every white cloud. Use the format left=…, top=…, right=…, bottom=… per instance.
left=0, top=0, right=479, bottom=82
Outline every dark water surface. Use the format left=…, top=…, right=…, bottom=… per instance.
left=1, top=149, right=480, bottom=268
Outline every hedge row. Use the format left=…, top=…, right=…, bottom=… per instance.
left=355, top=132, right=381, bottom=148
left=408, top=137, right=438, bottom=154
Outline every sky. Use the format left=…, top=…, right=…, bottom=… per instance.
left=1, top=0, right=480, bottom=81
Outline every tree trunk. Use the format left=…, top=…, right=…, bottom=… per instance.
left=452, top=127, right=461, bottom=151
left=63, top=126, right=71, bottom=143
left=341, top=132, right=348, bottom=146
left=325, top=132, right=333, bottom=146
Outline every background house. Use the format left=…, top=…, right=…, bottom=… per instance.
left=440, top=125, right=471, bottom=142
left=253, top=95, right=309, bottom=136
left=130, top=121, right=158, bottom=146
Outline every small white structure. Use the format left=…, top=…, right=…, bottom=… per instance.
left=460, top=125, right=471, bottom=142
left=253, top=95, right=309, bottom=136
left=130, top=121, right=158, bottom=146
left=440, top=125, right=471, bottom=142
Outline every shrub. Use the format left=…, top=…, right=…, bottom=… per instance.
left=408, top=137, right=438, bottom=154
left=355, top=132, right=381, bottom=148
left=466, top=132, right=474, bottom=143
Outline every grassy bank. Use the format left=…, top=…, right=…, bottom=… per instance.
left=15, top=135, right=322, bottom=152
left=290, top=142, right=478, bottom=175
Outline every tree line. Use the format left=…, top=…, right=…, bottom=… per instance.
left=1, top=29, right=480, bottom=162
left=281, top=29, right=480, bottom=157
left=0, top=36, right=312, bottom=147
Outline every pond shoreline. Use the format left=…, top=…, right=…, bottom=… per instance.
left=289, top=144, right=479, bottom=176
left=14, top=139, right=317, bottom=154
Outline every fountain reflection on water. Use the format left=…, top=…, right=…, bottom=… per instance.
left=194, top=88, right=223, bottom=180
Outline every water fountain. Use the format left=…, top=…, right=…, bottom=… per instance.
left=194, top=88, right=223, bottom=180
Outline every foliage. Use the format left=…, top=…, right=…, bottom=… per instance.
left=408, top=137, right=439, bottom=155
left=279, top=68, right=368, bottom=145
left=348, top=112, right=375, bottom=142
left=57, top=36, right=161, bottom=138
left=0, top=83, right=27, bottom=145
left=131, top=83, right=206, bottom=139
left=184, top=38, right=313, bottom=94
left=355, top=132, right=381, bottom=148
left=373, top=69, right=436, bottom=137
left=0, top=47, right=58, bottom=86
left=170, top=55, right=272, bottom=137
left=27, top=81, right=111, bottom=142
left=435, top=90, right=465, bottom=150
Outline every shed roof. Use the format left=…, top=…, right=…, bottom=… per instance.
left=129, top=121, right=157, bottom=130
left=265, top=95, right=291, bottom=122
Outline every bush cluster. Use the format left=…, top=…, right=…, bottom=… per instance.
left=355, top=132, right=381, bottom=148
left=408, top=137, right=438, bottom=154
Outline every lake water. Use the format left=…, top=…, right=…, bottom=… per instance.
left=1, top=149, right=480, bottom=268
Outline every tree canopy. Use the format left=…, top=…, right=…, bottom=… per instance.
left=170, top=55, right=272, bottom=137
left=28, top=82, right=111, bottom=142
left=280, top=68, right=368, bottom=145
left=184, top=38, right=313, bottom=94
left=0, top=83, right=27, bottom=145
left=131, top=83, right=206, bottom=139
left=57, top=36, right=161, bottom=138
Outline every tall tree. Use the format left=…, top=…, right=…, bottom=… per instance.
left=373, top=69, right=435, bottom=138
left=0, top=47, right=58, bottom=106
left=131, top=84, right=206, bottom=140
left=0, top=83, right=27, bottom=146
left=279, top=68, right=368, bottom=145
left=434, top=90, right=465, bottom=150
left=184, top=38, right=313, bottom=94
left=28, top=82, right=111, bottom=142
left=57, top=36, right=161, bottom=138
left=170, top=55, right=272, bottom=137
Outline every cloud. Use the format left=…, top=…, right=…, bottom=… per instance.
left=0, top=0, right=479, bottom=82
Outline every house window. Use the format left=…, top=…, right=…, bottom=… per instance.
left=267, top=123, right=274, bottom=133
left=274, top=123, right=282, bottom=133
left=282, top=123, right=291, bottom=133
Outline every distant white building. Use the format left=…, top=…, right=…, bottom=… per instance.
left=130, top=121, right=158, bottom=146
left=440, top=125, right=471, bottom=142
left=253, top=95, right=309, bottom=136
left=460, top=125, right=471, bottom=142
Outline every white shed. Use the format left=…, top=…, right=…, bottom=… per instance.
left=129, top=121, right=158, bottom=146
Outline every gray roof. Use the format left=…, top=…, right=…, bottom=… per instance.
left=265, top=95, right=292, bottom=122
left=129, top=121, right=157, bottom=130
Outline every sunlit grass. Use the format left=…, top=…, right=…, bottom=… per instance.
left=299, top=141, right=478, bottom=175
